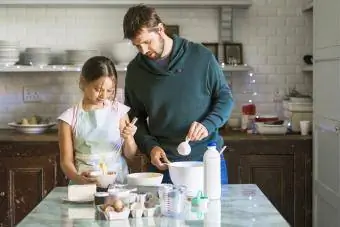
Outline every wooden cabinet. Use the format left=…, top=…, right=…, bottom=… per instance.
left=0, top=156, right=57, bottom=226
left=0, top=142, right=59, bottom=227
left=224, top=138, right=312, bottom=227
left=0, top=168, right=8, bottom=227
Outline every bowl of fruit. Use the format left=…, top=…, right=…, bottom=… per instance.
left=8, top=115, right=56, bottom=134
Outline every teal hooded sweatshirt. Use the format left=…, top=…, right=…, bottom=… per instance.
left=125, top=35, right=234, bottom=162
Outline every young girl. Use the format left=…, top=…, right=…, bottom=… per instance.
left=58, top=56, right=137, bottom=185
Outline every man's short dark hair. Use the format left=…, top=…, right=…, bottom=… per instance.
left=123, top=4, right=163, bottom=40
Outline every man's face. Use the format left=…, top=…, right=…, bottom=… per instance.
left=131, top=26, right=165, bottom=60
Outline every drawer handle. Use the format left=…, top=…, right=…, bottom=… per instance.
left=317, top=124, right=340, bottom=134
left=0, top=192, right=5, bottom=197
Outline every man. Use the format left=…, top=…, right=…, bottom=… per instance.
left=123, top=4, right=234, bottom=183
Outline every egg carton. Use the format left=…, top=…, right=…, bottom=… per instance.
left=95, top=205, right=160, bottom=220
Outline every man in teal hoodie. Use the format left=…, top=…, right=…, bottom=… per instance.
left=123, top=4, right=234, bottom=183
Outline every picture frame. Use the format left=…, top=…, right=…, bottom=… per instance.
left=223, top=42, right=243, bottom=65
left=165, top=25, right=179, bottom=37
left=202, top=42, right=219, bottom=61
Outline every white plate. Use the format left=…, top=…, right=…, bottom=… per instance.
left=8, top=122, right=56, bottom=134
left=61, top=197, right=94, bottom=204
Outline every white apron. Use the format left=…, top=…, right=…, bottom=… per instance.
left=70, top=100, right=129, bottom=184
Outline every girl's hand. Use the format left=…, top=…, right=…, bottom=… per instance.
left=76, top=171, right=98, bottom=184
left=121, top=120, right=137, bottom=140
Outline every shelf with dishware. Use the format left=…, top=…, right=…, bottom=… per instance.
left=0, top=40, right=253, bottom=73
left=221, top=64, right=253, bottom=72
left=0, top=64, right=127, bottom=73
left=0, top=64, right=253, bottom=73
left=0, top=0, right=252, bottom=8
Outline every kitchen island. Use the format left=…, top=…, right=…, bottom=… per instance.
left=0, top=129, right=311, bottom=226
left=16, top=184, right=289, bottom=227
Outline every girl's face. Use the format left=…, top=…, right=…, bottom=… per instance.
left=82, top=76, right=115, bottom=105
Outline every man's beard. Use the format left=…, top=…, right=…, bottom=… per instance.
left=146, top=36, right=165, bottom=60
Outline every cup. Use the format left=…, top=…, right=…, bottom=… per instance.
left=300, top=121, right=310, bottom=136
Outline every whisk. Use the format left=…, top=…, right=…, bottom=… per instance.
left=112, top=117, right=138, bottom=154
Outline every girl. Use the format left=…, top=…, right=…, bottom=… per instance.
left=58, top=56, right=137, bottom=185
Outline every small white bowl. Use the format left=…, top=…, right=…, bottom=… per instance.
left=107, top=188, right=130, bottom=199
left=127, top=172, right=163, bottom=186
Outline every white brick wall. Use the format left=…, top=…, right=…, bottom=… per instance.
left=231, top=0, right=313, bottom=115
left=0, top=0, right=312, bottom=128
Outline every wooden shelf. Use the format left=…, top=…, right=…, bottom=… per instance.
left=302, top=1, right=313, bottom=12
left=0, top=64, right=252, bottom=73
left=0, top=65, right=127, bottom=72
left=302, top=65, right=313, bottom=72
left=0, top=0, right=252, bottom=8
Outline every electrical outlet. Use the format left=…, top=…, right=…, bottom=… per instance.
left=23, top=86, right=41, bottom=102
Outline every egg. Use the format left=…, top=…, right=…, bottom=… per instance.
left=112, top=199, right=124, bottom=212
left=21, top=118, right=29, bottom=125
left=104, top=205, right=115, bottom=213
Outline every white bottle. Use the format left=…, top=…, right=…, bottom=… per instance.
left=203, top=141, right=221, bottom=200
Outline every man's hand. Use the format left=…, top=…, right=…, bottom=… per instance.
left=150, top=146, right=170, bottom=171
left=187, top=121, right=208, bottom=141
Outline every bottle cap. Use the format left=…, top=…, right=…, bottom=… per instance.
left=207, top=141, right=217, bottom=147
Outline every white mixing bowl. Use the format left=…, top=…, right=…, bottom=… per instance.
left=168, top=161, right=204, bottom=197
left=112, top=40, right=137, bottom=66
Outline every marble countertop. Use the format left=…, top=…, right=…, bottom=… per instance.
left=0, top=128, right=311, bottom=142
left=16, top=184, right=289, bottom=227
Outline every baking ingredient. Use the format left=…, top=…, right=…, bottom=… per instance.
left=112, top=199, right=124, bottom=212
left=177, top=137, right=191, bottom=156
left=99, top=162, right=108, bottom=175
left=102, top=198, right=125, bottom=213
left=67, top=184, right=96, bottom=201
left=104, top=205, right=115, bottom=212
left=203, top=141, right=221, bottom=200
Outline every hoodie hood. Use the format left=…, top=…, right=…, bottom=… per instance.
left=136, top=35, right=190, bottom=76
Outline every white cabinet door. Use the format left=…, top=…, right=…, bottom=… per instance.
left=313, top=0, right=340, bottom=226
left=313, top=60, right=340, bottom=120
left=313, top=116, right=340, bottom=227
left=314, top=0, right=340, bottom=50
left=313, top=0, right=340, bottom=121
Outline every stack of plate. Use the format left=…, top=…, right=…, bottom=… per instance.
left=0, top=40, right=20, bottom=66
left=65, top=49, right=99, bottom=66
left=24, top=47, right=51, bottom=66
